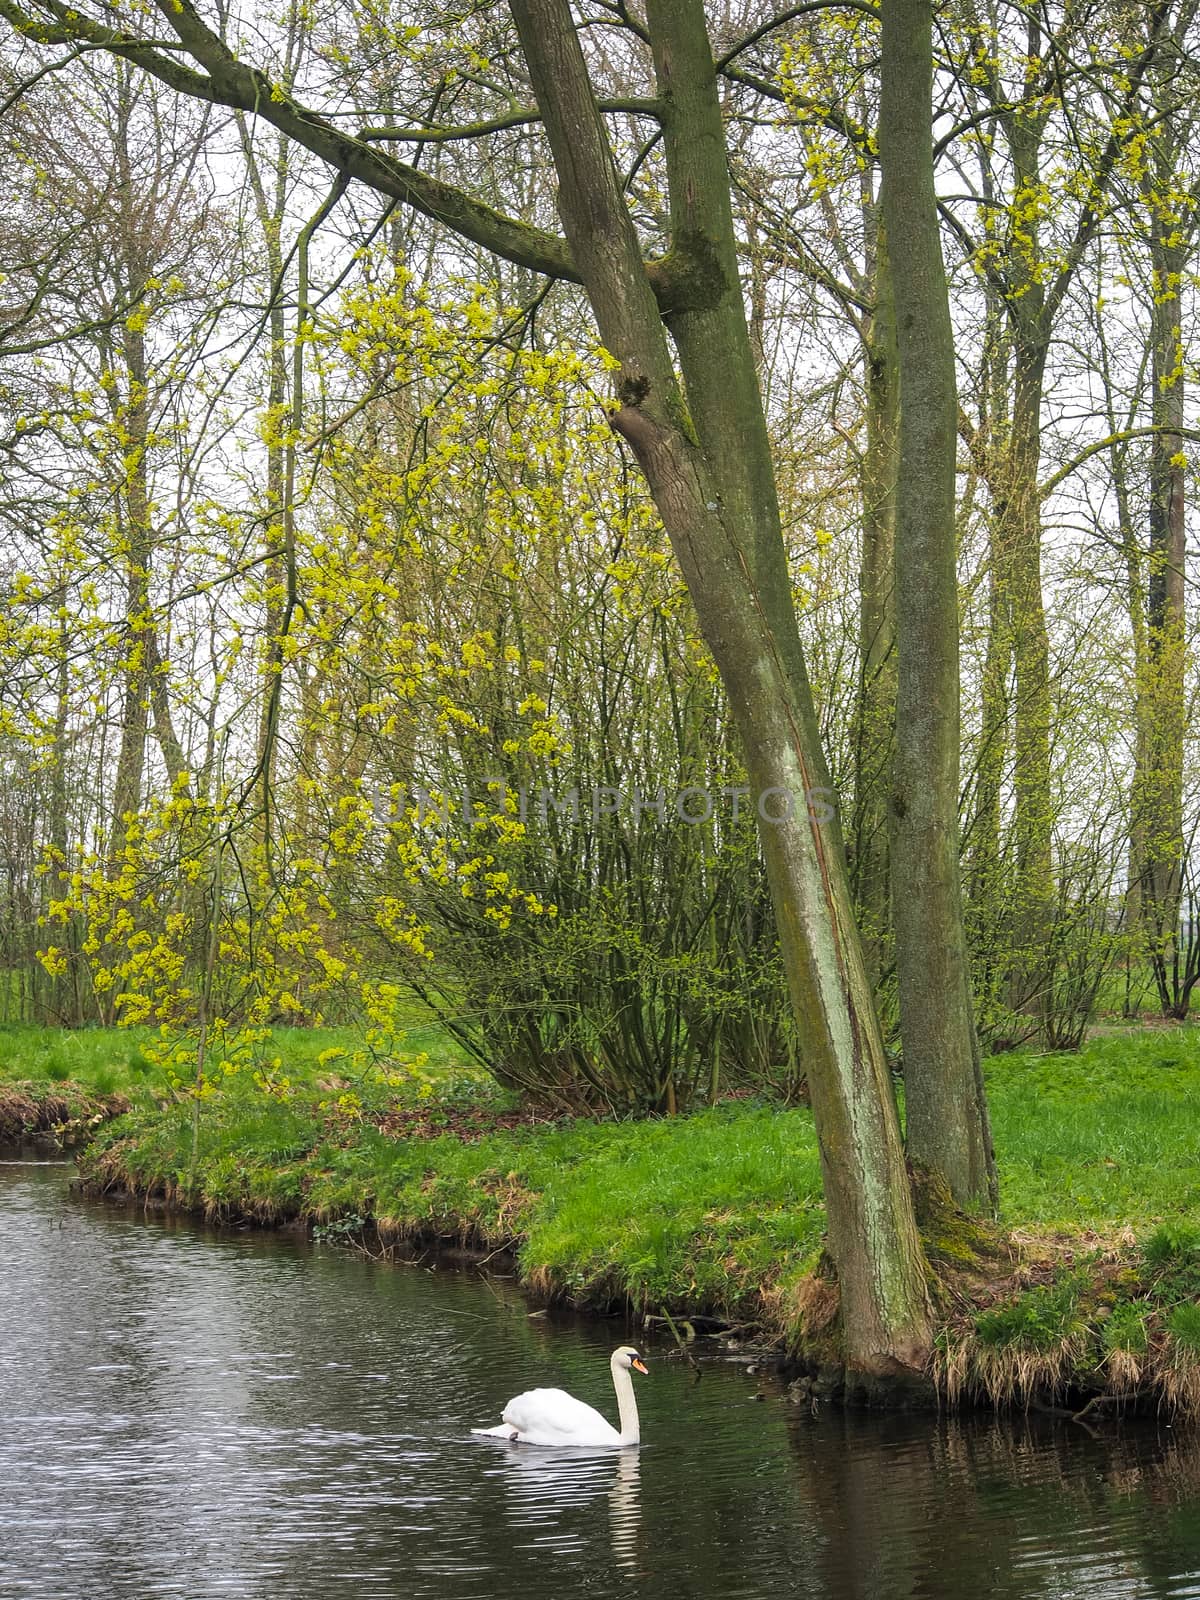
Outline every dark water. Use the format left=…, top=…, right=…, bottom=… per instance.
left=3, top=1160, right=1200, bottom=1599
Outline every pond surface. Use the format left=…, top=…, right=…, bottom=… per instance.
left=3, top=1157, right=1200, bottom=1598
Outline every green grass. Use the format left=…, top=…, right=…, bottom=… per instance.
left=973, top=1269, right=1090, bottom=1353
left=985, top=1028, right=1200, bottom=1229
left=521, top=1109, right=824, bottom=1306
left=1167, top=1302, right=1200, bottom=1355
left=0, top=1023, right=157, bottom=1097
left=1143, top=1220, right=1200, bottom=1270
left=0, top=1016, right=474, bottom=1150
left=1103, top=1300, right=1150, bottom=1356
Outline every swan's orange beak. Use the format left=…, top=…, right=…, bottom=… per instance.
left=632, top=1356, right=648, bottom=1375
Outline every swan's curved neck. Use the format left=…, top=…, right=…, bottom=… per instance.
left=611, top=1360, right=640, bottom=1446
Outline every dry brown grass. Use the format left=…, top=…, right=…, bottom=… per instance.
left=785, top=1270, right=841, bottom=1339
left=524, top=1264, right=559, bottom=1299
left=937, top=1336, right=1087, bottom=1410
left=1104, top=1346, right=1145, bottom=1391
left=1159, top=1342, right=1200, bottom=1415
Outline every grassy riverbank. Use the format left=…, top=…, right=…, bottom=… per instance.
left=5, top=1019, right=1200, bottom=1413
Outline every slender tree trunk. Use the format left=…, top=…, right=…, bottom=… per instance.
left=107, top=71, right=189, bottom=851
left=107, top=320, right=152, bottom=858
left=1134, top=147, right=1189, bottom=1014
left=145, top=630, right=188, bottom=789
left=958, top=8, right=1176, bottom=1036
left=881, top=0, right=997, bottom=1212
left=978, top=80, right=1055, bottom=1023
left=47, top=616, right=84, bottom=1026
left=1001, top=325, right=1053, bottom=1014
left=849, top=219, right=898, bottom=975
left=508, top=0, right=932, bottom=1371
left=236, top=114, right=288, bottom=821
left=966, top=301, right=1012, bottom=1029
left=107, top=320, right=190, bottom=830
left=968, top=555, right=1010, bottom=981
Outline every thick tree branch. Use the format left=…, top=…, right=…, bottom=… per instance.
left=1, top=0, right=578, bottom=279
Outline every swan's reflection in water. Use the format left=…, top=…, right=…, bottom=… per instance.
left=607, top=1449, right=641, bottom=1573
left=478, top=1441, right=642, bottom=1574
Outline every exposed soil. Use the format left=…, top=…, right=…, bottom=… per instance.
left=0, top=1083, right=129, bottom=1148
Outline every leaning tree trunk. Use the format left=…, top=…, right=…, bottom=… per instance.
left=508, top=0, right=932, bottom=1372
left=880, top=0, right=997, bottom=1213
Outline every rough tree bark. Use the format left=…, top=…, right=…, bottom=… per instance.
left=880, top=0, right=997, bottom=1212
left=848, top=217, right=898, bottom=978
left=1134, top=131, right=1190, bottom=1017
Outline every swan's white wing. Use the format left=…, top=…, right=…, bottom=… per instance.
left=501, top=1386, right=622, bottom=1447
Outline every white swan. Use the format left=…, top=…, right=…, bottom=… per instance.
left=472, top=1345, right=648, bottom=1447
